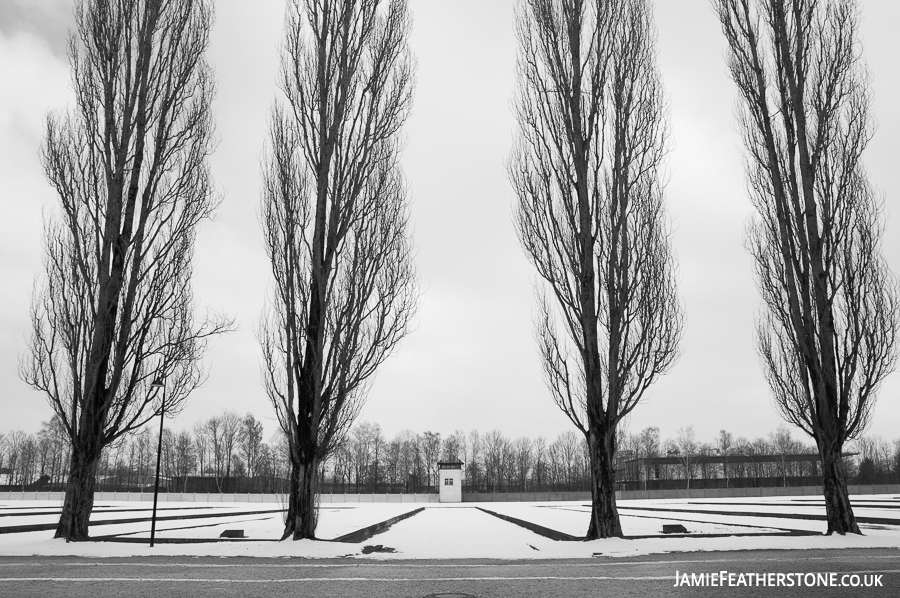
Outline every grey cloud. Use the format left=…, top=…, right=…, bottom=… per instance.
left=0, top=0, right=74, bottom=57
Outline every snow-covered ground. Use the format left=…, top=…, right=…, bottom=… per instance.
left=2, top=495, right=899, bottom=559
left=485, top=502, right=793, bottom=536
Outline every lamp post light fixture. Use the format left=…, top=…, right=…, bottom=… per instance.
left=149, top=378, right=165, bottom=547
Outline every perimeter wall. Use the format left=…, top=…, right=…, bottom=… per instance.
left=2, top=485, right=898, bottom=502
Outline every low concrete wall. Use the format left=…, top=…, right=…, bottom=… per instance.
left=319, top=493, right=438, bottom=504
left=463, top=491, right=591, bottom=502
left=2, top=485, right=898, bottom=502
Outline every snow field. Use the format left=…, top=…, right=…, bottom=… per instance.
left=0, top=495, right=898, bottom=559
left=482, top=502, right=789, bottom=536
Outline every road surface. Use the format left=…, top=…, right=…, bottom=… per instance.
left=0, top=548, right=898, bottom=597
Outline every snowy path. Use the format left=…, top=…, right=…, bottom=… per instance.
left=368, top=506, right=558, bottom=559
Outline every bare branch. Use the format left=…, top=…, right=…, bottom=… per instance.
left=510, top=0, right=682, bottom=539
left=258, top=0, right=417, bottom=541
left=19, top=0, right=231, bottom=542
left=715, top=0, right=898, bottom=535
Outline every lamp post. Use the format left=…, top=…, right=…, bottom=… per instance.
left=149, top=379, right=165, bottom=547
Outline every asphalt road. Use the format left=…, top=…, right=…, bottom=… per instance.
left=0, top=548, right=898, bottom=598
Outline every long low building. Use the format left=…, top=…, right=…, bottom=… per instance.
left=615, top=452, right=857, bottom=491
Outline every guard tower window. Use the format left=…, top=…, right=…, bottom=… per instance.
left=444, top=478, right=453, bottom=486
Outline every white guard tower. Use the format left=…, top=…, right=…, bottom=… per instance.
left=437, top=459, right=463, bottom=503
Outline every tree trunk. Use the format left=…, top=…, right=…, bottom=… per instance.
left=819, top=440, right=860, bottom=535
left=585, top=430, right=622, bottom=539
left=55, top=448, right=101, bottom=541
left=282, top=454, right=318, bottom=540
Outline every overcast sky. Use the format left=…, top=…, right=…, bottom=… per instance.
left=1, top=0, right=899, bottom=447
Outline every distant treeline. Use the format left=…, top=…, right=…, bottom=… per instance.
left=1, top=415, right=896, bottom=492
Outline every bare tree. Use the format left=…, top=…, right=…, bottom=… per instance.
left=0, top=434, right=6, bottom=482
left=240, top=414, right=265, bottom=490
left=5, top=431, right=28, bottom=486
left=768, top=424, right=795, bottom=487
left=419, top=432, right=442, bottom=490
left=349, top=425, right=371, bottom=490
left=160, top=428, right=176, bottom=484
left=131, top=428, right=154, bottom=487
left=220, top=411, right=240, bottom=486
left=673, top=426, right=700, bottom=490
left=467, top=430, right=482, bottom=492
left=348, top=421, right=386, bottom=492
left=19, top=0, right=231, bottom=541
left=192, top=422, right=209, bottom=478
left=204, top=411, right=240, bottom=491
left=532, top=436, right=547, bottom=489
left=482, top=430, right=509, bottom=492
left=394, top=430, right=417, bottom=492
left=441, top=431, right=465, bottom=462
left=258, top=0, right=417, bottom=540
left=715, top=429, right=734, bottom=487
left=513, top=436, right=534, bottom=491
left=172, top=430, right=195, bottom=492
left=852, top=435, right=893, bottom=483
left=510, top=0, right=683, bottom=538
left=714, top=0, right=899, bottom=534
left=200, top=416, right=221, bottom=489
